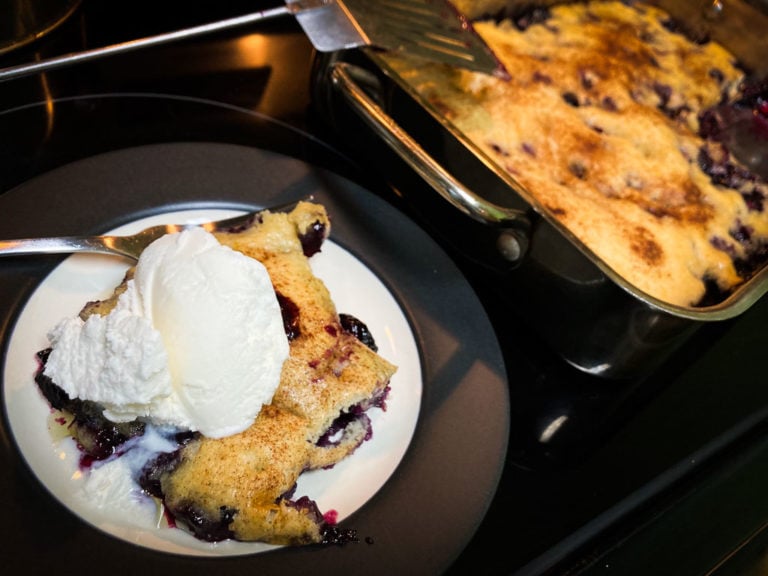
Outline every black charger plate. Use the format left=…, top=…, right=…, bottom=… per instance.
left=0, top=140, right=509, bottom=575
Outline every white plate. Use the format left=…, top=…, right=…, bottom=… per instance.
left=3, top=209, right=422, bottom=556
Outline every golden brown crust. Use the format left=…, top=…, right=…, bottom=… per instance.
left=216, top=203, right=396, bottom=436
left=381, top=1, right=768, bottom=306
left=79, top=268, right=133, bottom=319
left=162, top=404, right=323, bottom=545
left=155, top=201, right=397, bottom=544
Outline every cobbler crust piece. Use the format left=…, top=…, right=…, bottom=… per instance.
left=35, top=201, right=397, bottom=546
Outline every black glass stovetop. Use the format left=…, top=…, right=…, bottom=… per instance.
left=2, top=2, right=767, bottom=574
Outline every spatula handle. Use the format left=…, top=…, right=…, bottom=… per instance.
left=0, top=6, right=291, bottom=82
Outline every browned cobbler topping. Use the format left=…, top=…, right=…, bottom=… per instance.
left=629, top=226, right=663, bottom=267
left=383, top=1, right=768, bottom=307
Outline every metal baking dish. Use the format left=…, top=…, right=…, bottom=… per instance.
left=310, top=0, right=768, bottom=379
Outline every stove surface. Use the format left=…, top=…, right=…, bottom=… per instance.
left=1, top=2, right=767, bottom=574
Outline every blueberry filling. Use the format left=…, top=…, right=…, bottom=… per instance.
left=298, top=219, right=327, bottom=257
left=509, top=5, right=551, bottom=31
left=709, top=230, right=768, bottom=286
left=136, top=453, right=359, bottom=544
left=316, top=385, right=391, bottom=449
left=138, top=448, right=239, bottom=543
left=742, top=189, right=765, bottom=213
left=339, top=313, right=378, bottom=352
left=217, top=212, right=327, bottom=259
left=601, top=96, right=618, bottom=111
left=35, top=349, right=145, bottom=463
left=289, top=496, right=359, bottom=546
left=699, top=276, right=729, bottom=307
left=698, top=78, right=768, bottom=147
left=138, top=447, right=186, bottom=498
left=170, top=502, right=237, bottom=543
left=315, top=314, right=389, bottom=456
left=653, top=81, right=691, bottom=120
left=693, top=74, right=768, bottom=304
left=734, top=239, right=768, bottom=279
left=697, top=144, right=758, bottom=191
left=277, top=291, right=301, bottom=340
left=562, top=91, right=580, bottom=107
left=579, top=69, right=596, bottom=90
left=317, top=413, right=372, bottom=449
left=321, top=523, right=359, bottom=546
left=532, top=70, right=552, bottom=84
left=568, top=160, right=588, bottom=180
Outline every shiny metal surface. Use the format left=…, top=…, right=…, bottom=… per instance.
left=0, top=4, right=296, bottom=82
left=329, top=60, right=530, bottom=261
left=331, top=0, right=508, bottom=77
left=0, top=204, right=292, bottom=259
left=0, top=0, right=505, bottom=82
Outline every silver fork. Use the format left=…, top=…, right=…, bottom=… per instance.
left=0, top=202, right=296, bottom=261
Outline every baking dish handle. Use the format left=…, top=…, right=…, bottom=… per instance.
left=328, top=60, right=531, bottom=263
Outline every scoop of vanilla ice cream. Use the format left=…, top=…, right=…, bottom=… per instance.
left=44, top=227, right=289, bottom=438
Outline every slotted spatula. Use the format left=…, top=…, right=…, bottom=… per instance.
left=0, top=0, right=507, bottom=82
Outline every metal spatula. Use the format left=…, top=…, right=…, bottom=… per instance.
left=0, top=0, right=507, bottom=82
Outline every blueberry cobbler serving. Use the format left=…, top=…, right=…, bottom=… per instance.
left=383, top=0, right=768, bottom=307
left=33, top=201, right=397, bottom=546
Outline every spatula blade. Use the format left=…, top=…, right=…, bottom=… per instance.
left=344, top=0, right=508, bottom=78
left=290, top=0, right=508, bottom=78
left=288, top=0, right=368, bottom=52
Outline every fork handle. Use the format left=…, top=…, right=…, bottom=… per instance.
left=0, top=237, right=126, bottom=258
